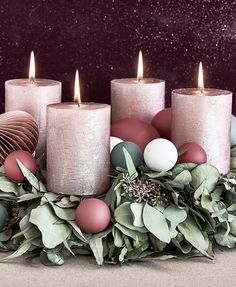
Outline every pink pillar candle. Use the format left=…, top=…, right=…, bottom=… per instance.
left=111, top=78, right=165, bottom=123
left=5, top=79, right=61, bottom=157
left=47, top=102, right=111, bottom=196
left=171, top=88, right=232, bottom=174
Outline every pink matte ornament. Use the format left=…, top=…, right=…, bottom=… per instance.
left=76, top=199, right=111, bottom=234
left=4, top=150, right=37, bottom=183
left=177, top=142, right=207, bottom=165
left=111, top=117, right=160, bottom=150
left=151, top=108, right=172, bottom=139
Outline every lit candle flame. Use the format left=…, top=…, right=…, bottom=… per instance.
left=198, top=62, right=204, bottom=93
left=29, top=51, right=35, bottom=82
left=74, top=69, right=81, bottom=106
left=137, top=50, right=143, bottom=82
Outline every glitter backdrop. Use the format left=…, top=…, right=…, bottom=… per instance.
left=0, top=0, right=235, bottom=113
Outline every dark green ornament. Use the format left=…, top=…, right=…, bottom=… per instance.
left=0, top=202, right=8, bottom=232
left=111, top=141, right=142, bottom=169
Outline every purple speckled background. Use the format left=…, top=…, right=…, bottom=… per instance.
left=0, top=0, right=235, bottom=113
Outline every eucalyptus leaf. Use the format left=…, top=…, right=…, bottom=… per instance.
left=168, top=170, right=192, bottom=188
left=114, top=202, right=147, bottom=233
left=119, top=246, right=128, bottom=262
left=30, top=203, right=71, bottom=249
left=145, top=171, right=171, bottom=179
left=56, top=197, right=76, bottom=208
left=18, top=193, right=42, bottom=203
left=123, top=147, right=138, bottom=179
left=17, top=160, right=46, bottom=192
left=51, top=204, right=76, bottom=221
left=130, top=202, right=144, bottom=227
left=163, top=205, right=187, bottom=224
left=211, top=186, right=224, bottom=201
left=149, top=234, right=167, bottom=251
left=67, top=221, right=88, bottom=243
left=178, top=215, right=212, bottom=258
left=228, top=203, right=236, bottom=212
left=201, top=195, right=214, bottom=213
left=172, top=163, right=197, bottom=176
left=143, top=204, right=170, bottom=243
left=0, top=176, right=19, bottom=195
left=47, top=250, right=65, bottom=265
left=215, top=227, right=236, bottom=248
left=2, top=241, right=31, bottom=260
left=126, top=241, right=149, bottom=260
left=112, top=227, right=124, bottom=247
left=115, top=223, right=148, bottom=242
left=172, top=238, right=192, bottom=254
left=191, top=164, right=220, bottom=193
left=89, top=237, right=104, bottom=265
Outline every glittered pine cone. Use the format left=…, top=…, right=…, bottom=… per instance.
left=0, top=111, right=38, bottom=164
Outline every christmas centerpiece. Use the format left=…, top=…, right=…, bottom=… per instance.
left=0, top=55, right=235, bottom=267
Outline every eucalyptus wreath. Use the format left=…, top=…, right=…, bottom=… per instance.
left=0, top=147, right=236, bottom=266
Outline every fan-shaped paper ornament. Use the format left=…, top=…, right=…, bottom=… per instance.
left=0, top=111, right=38, bottom=165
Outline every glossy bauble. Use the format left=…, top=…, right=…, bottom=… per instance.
left=4, top=150, right=37, bottom=183
left=111, top=141, right=142, bottom=169
left=76, top=198, right=110, bottom=234
left=178, top=142, right=207, bottom=164
left=144, top=138, right=178, bottom=171
left=151, top=108, right=172, bottom=139
left=111, top=117, right=160, bottom=150
left=0, top=202, right=8, bottom=232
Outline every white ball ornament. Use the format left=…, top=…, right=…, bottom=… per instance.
left=144, top=138, right=178, bottom=171
left=110, top=136, right=123, bottom=152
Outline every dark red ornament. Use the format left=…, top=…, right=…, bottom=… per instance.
left=111, top=117, right=160, bottom=150
left=76, top=198, right=111, bottom=234
left=151, top=108, right=172, bottom=140
left=4, top=150, right=37, bottom=183
left=178, top=142, right=207, bottom=165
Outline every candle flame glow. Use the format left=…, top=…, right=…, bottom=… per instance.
left=137, top=50, right=143, bottom=82
left=29, top=51, right=35, bottom=81
left=74, top=69, right=81, bottom=106
left=198, top=62, right=204, bottom=93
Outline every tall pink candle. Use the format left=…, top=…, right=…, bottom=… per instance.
left=111, top=51, right=165, bottom=123
left=111, top=78, right=165, bottom=123
left=171, top=88, right=232, bottom=174
left=5, top=52, right=61, bottom=157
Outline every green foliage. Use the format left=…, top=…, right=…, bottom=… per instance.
left=0, top=149, right=236, bottom=266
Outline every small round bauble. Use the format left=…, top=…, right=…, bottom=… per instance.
left=76, top=199, right=110, bottom=234
left=110, top=136, right=123, bottom=152
left=111, top=117, right=160, bottom=150
left=0, top=202, right=8, bottom=232
left=177, top=142, right=207, bottom=164
left=144, top=138, right=178, bottom=171
left=4, top=150, right=37, bottom=183
left=0, top=111, right=38, bottom=165
left=231, top=115, right=236, bottom=146
left=151, top=108, right=172, bottom=139
left=111, top=141, right=142, bottom=169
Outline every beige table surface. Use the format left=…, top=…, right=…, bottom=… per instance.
left=0, top=249, right=235, bottom=287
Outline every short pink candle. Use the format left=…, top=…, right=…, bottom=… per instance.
left=111, top=51, right=165, bottom=123
left=172, top=88, right=232, bottom=174
left=46, top=70, right=111, bottom=195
